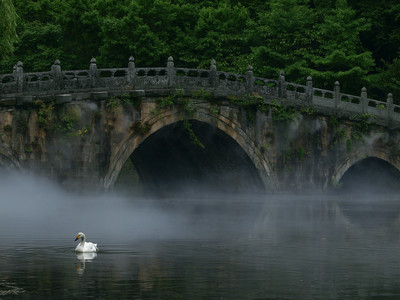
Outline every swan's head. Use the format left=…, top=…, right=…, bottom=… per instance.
left=75, top=232, right=85, bottom=241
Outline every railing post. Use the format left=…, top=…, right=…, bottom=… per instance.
left=361, top=87, right=368, bottom=113
left=89, top=57, right=98, bottom=88
left=306, top=76, right=313, bottom=104
left=209, top=59, right=217, bottom=88
left=387, top=93, right=393, bottom=124
left=15, top=61, right=24, bottom=93
left=128, top=56, right=135, bottom=86
left=278, top=70, right=286, bottom=98
left=167, top=56, right=175, bottom=87
left=334, top=81, right=340, bottom=109
left=247, top=65, right=254, bottom=94
left=51, top=59, right=63, bottom=90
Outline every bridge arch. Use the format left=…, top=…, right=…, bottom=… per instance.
left=103, top=102, right=277, bottom=191
left=0, top=145, right=21, bottom=171
left=332, top=146, right=400, bottom=191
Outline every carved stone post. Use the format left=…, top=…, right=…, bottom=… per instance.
left=128, top=56, right=135, bottom=86
left=361, top=87, right=368, bottom=113
left=334, top=81, right=340, bottom=109
left=15, top=61, right=24, bottom=93
left=51, top=59, right=63, bottom=90
left=209, top=59, right=217, bottom=88
left=89, top=58, right=98, bottom=88
left=167, top=56, right=175, bottom=87
left=387, top=93, right=393, bottom=124
left=246, top=65, right=254, bottom=94
left=278, top=70, right=286, bottom=98
left=306, top=76, right=313, bottom=104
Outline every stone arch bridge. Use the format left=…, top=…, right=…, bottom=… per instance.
left=0, top=57, right=399, bottom=193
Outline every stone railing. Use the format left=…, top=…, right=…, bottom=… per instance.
left=0, top=56, right=398, bottom=126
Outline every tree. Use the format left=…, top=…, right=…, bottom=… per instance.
left=96, top=0, right=181, bottom=67
left=306, top=0, right=374, bottom=93
left=0, top=0, right=18, bottom=59
left=251, top=0, right=316, bottom=81
left=189, top=1, right=254, bottom=72
left=2, top=0, right=64, bottom=72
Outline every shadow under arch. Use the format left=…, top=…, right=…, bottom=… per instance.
left=103, top=105, right=276, bottom=193
left=125, top=120, right=265, bottom=195
left=338, top=157, right=400, bottom=193
left=331, top=146, right=400, bottom=191
left=333, top=157, right=400, bottom=228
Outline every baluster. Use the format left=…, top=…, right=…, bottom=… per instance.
left=387, top=93, right=393, bottom=124
left=306, top=76, right=313, bottom=104
left=15, top=61, right=24, bottom=93
left=167, top=56, right=175, bottom=87
left=128, top=56, right=135, bottom=86
left=247, top=65, right=254, bottom=93
left=89, top=58, right=98, bottom=88
left=51, top=59, right=63, bottom=90
left=361, top=87, right=368, bottom=113
left=210, top=59, right=217, bottom=88
left=278, top=70, right=286, bottom=98
left=334, top=81, right=340, bottom=109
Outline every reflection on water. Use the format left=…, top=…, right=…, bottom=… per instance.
left=76, top=252, right=97, bottom=275
left=1, top=192, right=400, bottom=299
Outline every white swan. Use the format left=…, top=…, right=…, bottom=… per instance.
left=74, top=232, right=99, bottom=253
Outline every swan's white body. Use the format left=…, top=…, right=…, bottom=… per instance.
left=75, top=232, right=99, bottom=253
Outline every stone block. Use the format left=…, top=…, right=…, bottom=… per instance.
left=0, top=97, right=16, bottom=106
left=16, top=95, right=33, bottom=105
left=56, top=94, right=72, bottom=104
left=91, top=91, right=108, bottom=100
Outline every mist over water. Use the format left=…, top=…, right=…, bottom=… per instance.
left=1, top=170, right=400, bottom=298
left=0, top=170, right=266, bottom=243
left=1, top=169, right=400, bottom=241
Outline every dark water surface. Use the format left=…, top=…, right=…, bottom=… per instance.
left=1, top=191, right=400, bottom=299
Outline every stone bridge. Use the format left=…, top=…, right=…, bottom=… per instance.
left=0, top=57, right=399, bottom=194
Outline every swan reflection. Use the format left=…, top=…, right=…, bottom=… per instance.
left=76, top=252, right=97, bottom=275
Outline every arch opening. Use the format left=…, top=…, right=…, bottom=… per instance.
left=115, top=120, right=265, bottom=197
left=336, top=157, right=400, bottom=228
left=339, top=157, right=400, bottom=194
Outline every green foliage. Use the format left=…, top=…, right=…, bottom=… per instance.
left=3, top=124, right=12, bottom=133
left=0, top=0, right=398, bottom=102
left=24, top=145, right=33, bottom=153
left=37, top=101, right=55, bottom=130
left=131, top=121, right=151, bottom=135
left=106, top=96, right=120, bottom=112
left=251, top=0, right=315, bottom=81
left=270, top=101, right=298, bottom=122
left=192, top=89, right=212, bottom=101
left=305, top=0, right=374, bottom=94
left=229, top=93, right=266, bottom=122
left=300, top=106, right=316, bottom=116
left=297, top=146, right=307, bottom=160
left=0, top=0, right=18, bottom=59
left=55, top=106, right=80, bottom=136
left=351, top=113, right=375, bottom=132
left=368, top=56, right=400, bottom=103
left=327, top=116, right=339, bottom=128
left=350, top=113, right=376, bottom=140
left=183, top=119, right=204, bottom=149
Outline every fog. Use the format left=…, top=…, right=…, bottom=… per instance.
left=0, top=171, right=264, bottom=243
left=1, top=161, right=400, bottom=247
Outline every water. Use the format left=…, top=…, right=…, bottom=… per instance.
left=1, top=183, right=400, bottom=299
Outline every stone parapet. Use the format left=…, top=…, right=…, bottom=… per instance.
left=0, top=57, right=399, bottom=127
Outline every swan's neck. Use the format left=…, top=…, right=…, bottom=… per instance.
left=80, top=236, right=86, bottom=245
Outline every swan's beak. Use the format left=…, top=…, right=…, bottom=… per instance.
left=75, top=236, right=79, bottom=241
